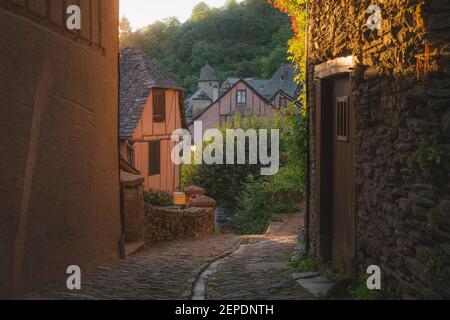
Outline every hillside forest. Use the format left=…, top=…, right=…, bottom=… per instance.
left=119, top=0, right=292, bottom=95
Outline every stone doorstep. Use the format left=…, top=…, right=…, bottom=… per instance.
left=125, top=241, right=145, bottom=256
left=292, top=272, right=320, bottom=280
left=292, top=273, right=334, bottom=298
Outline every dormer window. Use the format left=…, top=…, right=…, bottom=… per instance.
left=236, top=90, right=247, bottom=105
left=153, top=89, right=165, bottom=123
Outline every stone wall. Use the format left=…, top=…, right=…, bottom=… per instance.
left=144, top=205, right=215, bottom=244
left=0, top=1, right=120, bottom=298
left=307, top=0, right=450, bottom=298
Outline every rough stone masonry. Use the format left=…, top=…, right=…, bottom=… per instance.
left=307, top=0, right=450, bottom=298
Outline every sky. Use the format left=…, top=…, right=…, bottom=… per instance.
left=120, top=0, right=240, bottom=30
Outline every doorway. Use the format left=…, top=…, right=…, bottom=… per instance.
left=316, top=73, right=355, bottom=272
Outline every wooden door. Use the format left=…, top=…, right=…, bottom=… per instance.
left=318, top=74, right=354, bottom=272
left=330, top=75, right=353, bottom=270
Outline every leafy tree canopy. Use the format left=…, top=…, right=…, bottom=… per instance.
left=120, top=0, right=292, bottom=96
left=191, top=2, right=211, bottom=21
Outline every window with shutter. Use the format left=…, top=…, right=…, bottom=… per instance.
left=336, top=96, right=349, bottom=142
left=153, top=89, right=165, bottom=123
left=148, top=141, right=161, bottom=176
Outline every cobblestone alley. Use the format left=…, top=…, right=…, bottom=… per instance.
left=30, top=213, right=311, bottom=300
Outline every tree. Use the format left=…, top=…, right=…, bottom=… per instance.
left=190, top=41, right=221, bottom=70
left=270, top=0, right=307, bottom=87
left=118, top=0, right=292, bottom=96
left=119, top=16, right=132, bottom=40
left=191, top=2, right=211, bottom=21
left=225, top=0, right=238, bottom=7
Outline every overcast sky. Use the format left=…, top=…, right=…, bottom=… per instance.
left=120, top=0, right=241, bottom=30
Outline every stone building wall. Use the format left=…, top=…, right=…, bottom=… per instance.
left=307, top=0, right=450, bottom=298
left=0, top=0, right=120, bottom=298
left=144, top=205, right=215, bottom=244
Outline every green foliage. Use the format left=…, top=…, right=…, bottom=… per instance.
left=235, top=175, right=272, bottom=234
left=350, top=275, right=380, bottom=300
left=190, top=2, right=211, bottom=21
left=120, top=0, right=292, bottom=95
left=182, top=101, right=308, bottom=233
left=416, top=130, right=447, bottom=182
left=323, top=265, right=347, bottom=282
left=143, top=189, right=173, bottom=206
left=296, top=252, right=316, bottom=272
left=426, top=208, right=440, bottom=232
left=182, top=114, right=271, bottom=210
left=274, top=104, right=308, bottom=194
left=296, top=253, right=347, bottom=282
left=424, top=254, right=445, bottom=283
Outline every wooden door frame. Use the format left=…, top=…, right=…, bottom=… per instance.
left=314, top=56, right=356, bottom=273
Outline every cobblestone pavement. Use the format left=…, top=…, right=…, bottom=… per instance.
left=205, top=213, right=313, bottom=300
left=31, top=234, right=241, bottom=300
left=30, top=213, right=311, bottom=300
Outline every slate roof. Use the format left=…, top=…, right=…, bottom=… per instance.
left=260, top=64, right=299, bottom=100
left=186, top=64, right=300, bottom=125
left=199, top=64, right=219, bottom=81
left=221, top=77, right=240, bottom=88
left=247, top=79, right=269, bottom=93
left=191, top=89, right=212, bottom=101
left=120, top=48, right=183, bottom=139
left=185, top=89, right=212, bottom=120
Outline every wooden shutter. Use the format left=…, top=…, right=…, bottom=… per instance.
left=153, top=89, right=165, bottom=123
left=148, top=141, right=161, bottom=176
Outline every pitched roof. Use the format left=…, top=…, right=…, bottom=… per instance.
left=187, top=64, right=300, bottom=125
left=120, top=48, right=183, bottom=139
left=191, top=89, right=212, bottom=101
left=189, top=78, right=274, bottom=125
left=199, top=64, right=219, bottom=81
left=247, top=79, right=269, bottom=93
left=260, top=64, right=299, bottom=100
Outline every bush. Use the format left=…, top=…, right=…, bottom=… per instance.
left=296, top=253, right=317, bottom=272
left=350, top=275, right=381, bottom=300
left=182, top=114, right=273, bottom=210
left=143, top=189, right=173, bottom=206
left=234, top=175, right=271, bottom=234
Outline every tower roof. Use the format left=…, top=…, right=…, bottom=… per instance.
left=199, top=64, right=218, bottom=81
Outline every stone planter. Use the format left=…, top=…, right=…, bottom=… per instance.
left=144, top=202, right=216, bottom=244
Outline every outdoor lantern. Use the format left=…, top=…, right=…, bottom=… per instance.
left=173, top=192, right=187, bottom=206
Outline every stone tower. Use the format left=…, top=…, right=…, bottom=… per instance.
left=198, top=64, right=219, bottom=102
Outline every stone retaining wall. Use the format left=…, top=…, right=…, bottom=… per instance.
left=144, top=205, right=215, bottom=244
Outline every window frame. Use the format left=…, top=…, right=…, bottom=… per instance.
left=236, top=90, right=247, bottom=105
left=153, top=89, right=166, bottom=123
left=148, top=140, right=161, bottom=176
